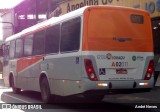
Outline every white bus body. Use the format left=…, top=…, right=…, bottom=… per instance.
left=2, top=6, right=154, bottom=103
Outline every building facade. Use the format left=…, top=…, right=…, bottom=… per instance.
left=57, top=0, right=160, bottom=18
left=1, top=0, right=64, bottom=41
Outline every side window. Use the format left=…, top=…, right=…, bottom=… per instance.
left=45, top=24, right=60, bottom=54
left=60, top=17, right=81, bottom=53
left=15, top=38, right=23, bottom=58
left=4, top=44, right=10, bottom=66
left=33, top=30, right=45, bottom=55
left=24, top=35, right=33, bottom=56
left=9, top=40, right=15, bottom=59
left=4, top=44, right=9, bottom=58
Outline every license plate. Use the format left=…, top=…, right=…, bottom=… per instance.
left=116, top=68, right=128, bottom=74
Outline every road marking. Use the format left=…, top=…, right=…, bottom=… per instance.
left=0, top=109, right=24, bottom=112
left=3, top=93, right=31, bottom=103
left=0, top=92, right=25, bottom=112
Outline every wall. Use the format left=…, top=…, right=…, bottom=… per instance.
left=56, top=0, right=160, bottom=18
left=1, top=10, right=14, bottom=42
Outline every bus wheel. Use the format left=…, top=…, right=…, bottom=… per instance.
left=10, top=75, right=21, bottom=94
left=40, top=77, right=51, bottom=103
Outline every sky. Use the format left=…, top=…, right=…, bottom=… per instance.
left=0, top=0, right=24, bottom=9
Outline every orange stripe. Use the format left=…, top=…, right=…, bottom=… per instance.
left=16, top=56, right=44, bottom=73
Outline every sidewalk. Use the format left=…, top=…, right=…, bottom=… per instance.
left=0, top=79, right=5, bottom=89
left=0, top=74, right=8, bottom=89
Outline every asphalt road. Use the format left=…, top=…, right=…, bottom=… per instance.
left=0, top=79, right=159, bottom=112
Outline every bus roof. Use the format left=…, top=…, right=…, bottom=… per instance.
left=5, top=5, right=148, bottom=42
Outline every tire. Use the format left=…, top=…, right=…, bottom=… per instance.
left=40, top=77, right=52, bottom=103
left=10, top=75, right=21, bottom=94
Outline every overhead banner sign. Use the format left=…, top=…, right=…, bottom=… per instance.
left=51, top=0, right=160, bottom=17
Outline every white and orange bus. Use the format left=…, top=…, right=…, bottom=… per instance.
left=0, top=6, right=154, bottom=103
